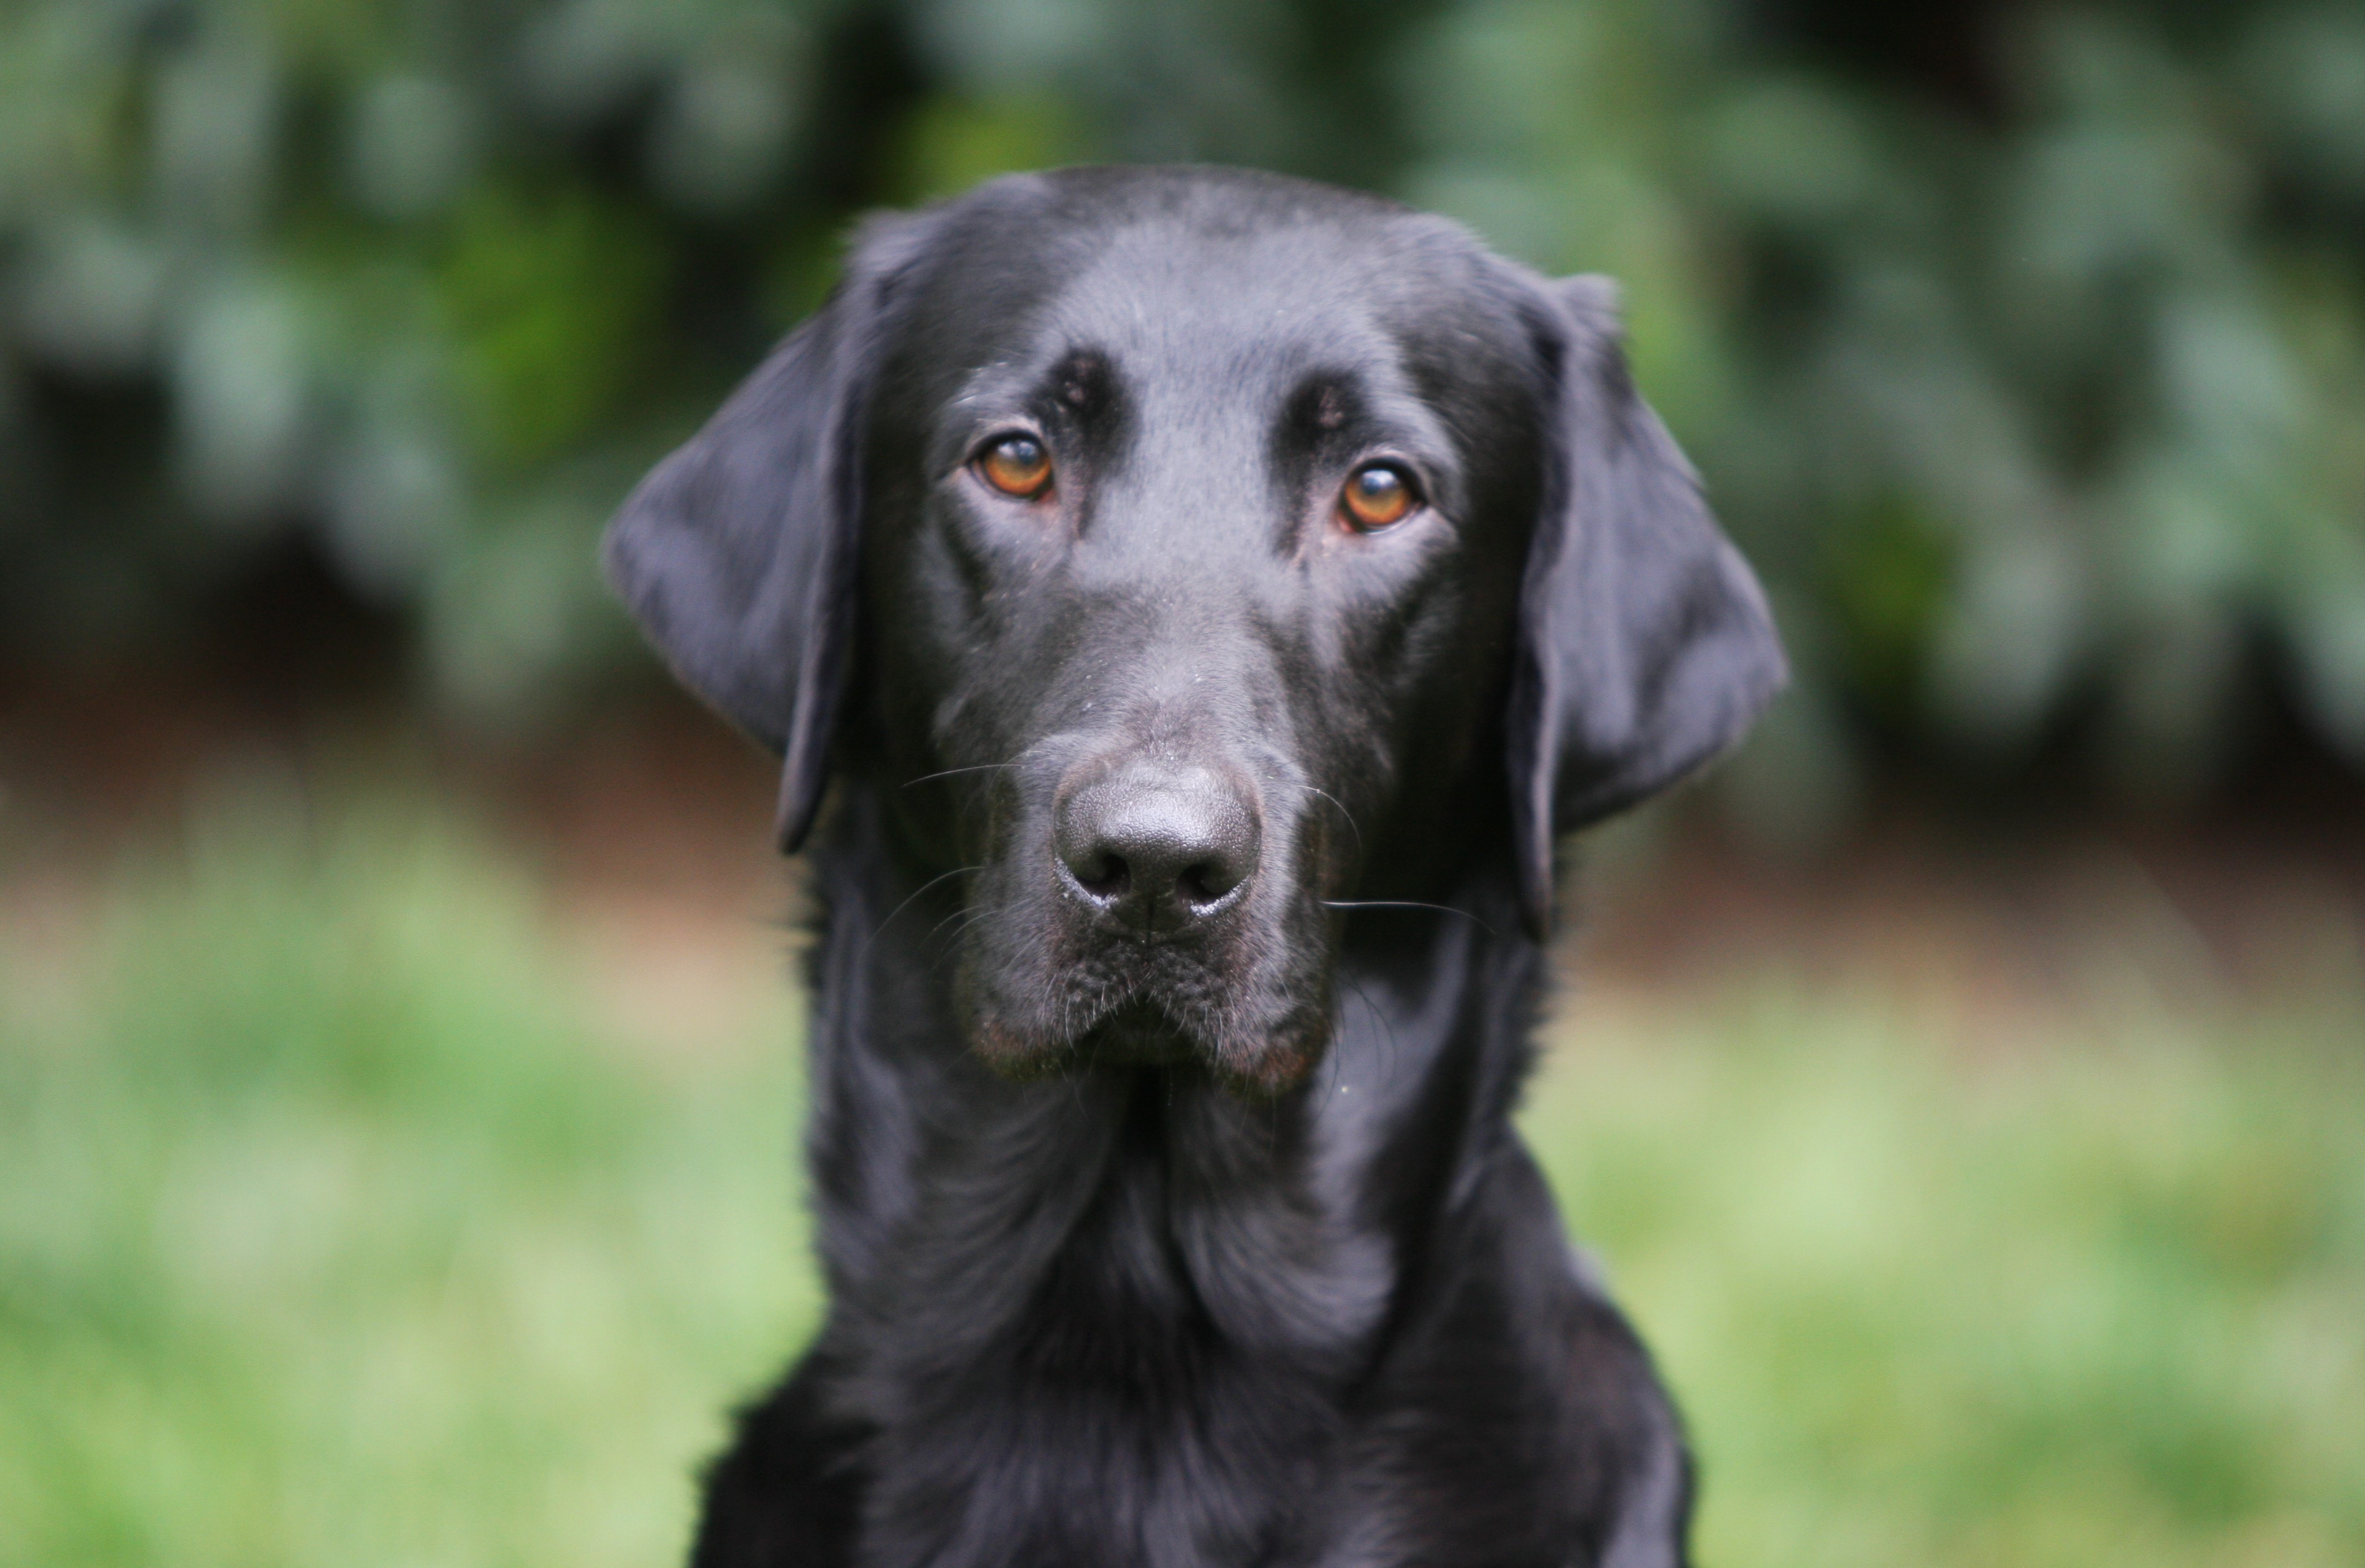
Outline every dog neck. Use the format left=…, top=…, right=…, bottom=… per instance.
left=790, top=788, right=1545, bottom=1559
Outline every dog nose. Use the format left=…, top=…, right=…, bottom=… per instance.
left=1054, top=767, right=1261, bottom=934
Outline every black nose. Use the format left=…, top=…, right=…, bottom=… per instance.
left=1054, top=765, right=1261, bottom=935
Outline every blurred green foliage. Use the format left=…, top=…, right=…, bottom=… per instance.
left=3, top=0, right=2363, bottom=815
left=3, top=788, right=2360, bottom=1564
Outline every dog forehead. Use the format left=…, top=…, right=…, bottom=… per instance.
left=1048, top=223, right=1415, bottom=389
left=891, top=168, right=1530, bottom=413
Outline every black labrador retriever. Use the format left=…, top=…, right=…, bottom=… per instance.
left=606, top=165, right=1784, bottom=1568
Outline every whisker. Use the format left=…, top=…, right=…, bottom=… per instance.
left=899, top=762, right=1021, bottom=790
left=923, top=904, right=1006, bottom=980
left=1272, top=781, right=1363, bottom=860
left=858, top=864, right=986, bottom=974
left=920, top=898, right=990, bottom=948
left=1336, top=972, right=1404, bottom=1094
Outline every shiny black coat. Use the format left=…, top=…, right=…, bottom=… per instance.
left=604, top=166, right=1785, bottom=1567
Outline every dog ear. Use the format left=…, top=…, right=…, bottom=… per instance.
left=1508, top=274, right=1787, bottom=937
left=603, top=215, right=930, bottom=854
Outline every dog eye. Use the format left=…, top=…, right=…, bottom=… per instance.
left=976, top=433, right=1053, bottom=499
left=1340, top=463, right=1417, bottom=531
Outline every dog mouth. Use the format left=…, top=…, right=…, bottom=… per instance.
left=949, top=745, right=1343, bottom=1097
left=1076, top=1000, right=1214, bottom=1069
left=956, top=933, right=1335, bottom=1097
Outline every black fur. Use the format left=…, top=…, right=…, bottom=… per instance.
left=605, top=166, right=1784, bottom=1567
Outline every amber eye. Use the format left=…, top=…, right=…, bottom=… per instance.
left=1341, top=463, right=1417, bottom=530
left=977, top=433, right=1053, bottom=498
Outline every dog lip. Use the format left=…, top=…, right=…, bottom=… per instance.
left=971, top=1003, right=1327, bottom=1098
left=1077, top=1000, right=1200, bottom=1065
left=961, top=927, right=1331, bottom=1091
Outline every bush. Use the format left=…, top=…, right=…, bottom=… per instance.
left=4, top=0, right=2361, bottom=819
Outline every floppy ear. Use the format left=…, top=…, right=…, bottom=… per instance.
left=603, top=216, right=925, bottom=853
left=1508, top=274, right=1787, bottom=937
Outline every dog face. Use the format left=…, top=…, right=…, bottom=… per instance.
left=605, top=167, right=1784, bottom=1094
left=855, top=181, right=1549, bottom=1091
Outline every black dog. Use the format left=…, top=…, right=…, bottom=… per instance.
left=606, top=165, right=1784, bottom=1568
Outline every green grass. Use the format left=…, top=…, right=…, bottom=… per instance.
left=3, top=793, right=2361, bottom=1567
left=1530, top=990, right=2365, bottom=1567
left=0, top=795, right=815, bottom=1568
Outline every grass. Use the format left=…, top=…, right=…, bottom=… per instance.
left=2, top=789, right=2361, bottom=1567
left=0, top=791, right=814, bottom=1568
left=1529, top=989, right=2365, bottom=1567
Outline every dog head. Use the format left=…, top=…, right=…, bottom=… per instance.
left=606, top=167, right=1784, bottom=1093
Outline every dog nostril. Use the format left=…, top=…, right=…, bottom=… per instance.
left=1054, top=765, right=1261, bottom=929
left=1076, top=852, right=1131, bottom=899
left=1175, top=860, right=1238, bottom=907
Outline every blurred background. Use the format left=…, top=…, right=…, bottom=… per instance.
left=1, top=0, right=2361, bottom=1564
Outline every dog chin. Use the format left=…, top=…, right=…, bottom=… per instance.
left=963, top=992, right=1331, bottom=1098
